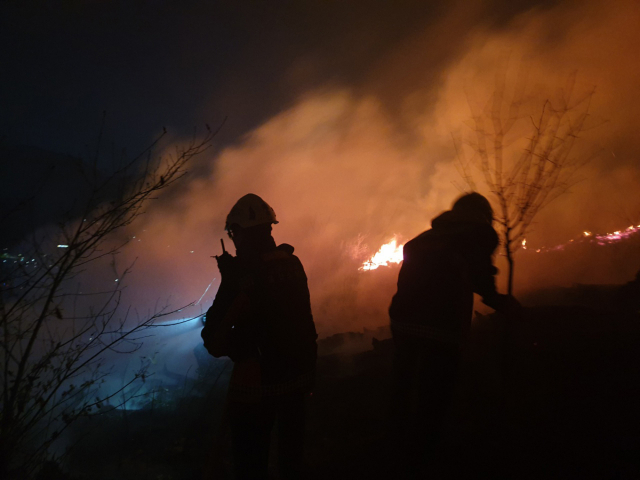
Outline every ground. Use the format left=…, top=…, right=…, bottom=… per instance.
left=55, top=303, right=640, bottom=480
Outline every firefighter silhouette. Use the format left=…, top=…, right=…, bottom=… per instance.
left=388, top=192, right=520, bottom=475
left=201, top=194, right=317, bottom=480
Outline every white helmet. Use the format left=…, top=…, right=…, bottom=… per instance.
left=225, top=194, right=279, bottom=230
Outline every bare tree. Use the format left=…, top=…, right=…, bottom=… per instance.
left=0, top=123, right=219, bottom=479
left=455, top=69, right=595, bottom=294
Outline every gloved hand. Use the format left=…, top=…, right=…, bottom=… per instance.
left=215, top=251, right=239, bottom=281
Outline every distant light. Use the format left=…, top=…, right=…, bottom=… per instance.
left=115, top=279, right=119, bottom=282
left=190, top=251, right=194, bottom=253
left=57, top=245, right=69, bottom=248
left=583, top=231, right=591, bottom=237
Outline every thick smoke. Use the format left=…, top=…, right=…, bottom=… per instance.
left=119, top=91, right=460, bottom=336
left=115, top=0, right=640, bottom=339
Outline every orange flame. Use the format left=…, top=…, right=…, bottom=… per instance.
left=360, top=238, right=404, bottom=271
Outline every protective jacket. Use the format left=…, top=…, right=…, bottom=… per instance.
left=389, top=209, right=504, bottom=344
left=202, top=243, right=317, bottom=401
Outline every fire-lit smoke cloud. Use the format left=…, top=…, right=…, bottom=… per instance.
left=116, top=0, right=640, bottom=336
left=120, top=91, right=459, bottom=335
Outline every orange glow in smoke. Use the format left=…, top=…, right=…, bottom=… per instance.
left=360, top=238, right=404, bottom=271
left=359, top=224, right=640, bottom=272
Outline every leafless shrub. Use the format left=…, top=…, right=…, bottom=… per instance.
left=0, top=122, right=220, bottom=479
left=455, top=68, right=595, bottom=294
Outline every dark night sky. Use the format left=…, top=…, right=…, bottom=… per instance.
left=0, top=0, right=559, bottom=156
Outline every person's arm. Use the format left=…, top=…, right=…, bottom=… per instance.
left=202, top=281, right=233, bottom=357
left=202, top=288, right=250, bottom=358
left=469, top=251, right=522, bottom=317
left=469, top=252, right=501, bottom=305
left=201, top=253, right=252, bottom=358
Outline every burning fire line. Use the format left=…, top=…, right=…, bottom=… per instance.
left=525, top=224, right=640, bottom=253
left=360, top=224, right=640, bottom=272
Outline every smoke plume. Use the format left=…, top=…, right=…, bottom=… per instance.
left=115, top=0, right=640, bottom=337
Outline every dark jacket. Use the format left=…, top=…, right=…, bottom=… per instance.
left=389, top=209, right=503, bottom=342
left=202, top=243, right=317, bottom=395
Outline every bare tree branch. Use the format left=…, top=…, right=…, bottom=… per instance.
left=455, top=69, right=595, bottom=294
left=0, top=122, right=219, bottom=479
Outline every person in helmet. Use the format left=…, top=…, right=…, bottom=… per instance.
left=388, top=192, right=520, bottom=475
left=201, top=194, right=317, bottom=480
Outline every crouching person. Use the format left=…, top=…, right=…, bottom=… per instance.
left=388, top=192, right=521, bottom=476
left=202, top=194, right=318, bottom=480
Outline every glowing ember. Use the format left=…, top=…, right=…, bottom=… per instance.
left=528, top=224, right=640, bottom=253
left=593, top=225, right=639, bottom=243
left=360, top=238, right=404, bottom=271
